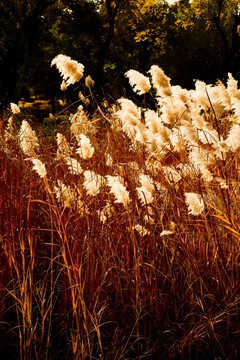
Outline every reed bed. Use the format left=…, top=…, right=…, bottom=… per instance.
left=0, top=55, right=240, bottom=359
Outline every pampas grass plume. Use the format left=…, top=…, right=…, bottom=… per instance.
left=185, top=192, right=205, bottom=216
left=31, top=158, right=47, bottom=178
left=149, top=65, right=171, bottom=97
left=125, top=69, right=151, bottom=95
left=51, top=54, right=84, bottom=87
left=77, top=134, right=95, bottom=159
left=19, top=120, right=40, bottom=157
left=10, top=102, right=20, bottom=114
left=106, top=175, right=131, bottom=208
left=85, top=75, right=95, bottom=88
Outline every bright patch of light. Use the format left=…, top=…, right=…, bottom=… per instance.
left=167, top=0, right=179, bottom=4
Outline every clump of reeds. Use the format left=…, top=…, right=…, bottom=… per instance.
left=0, top=55, right=240, bottom=359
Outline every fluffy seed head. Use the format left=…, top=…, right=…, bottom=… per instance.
left=83, top=170, right=104, bottom=196
left=51, top=54, right=84, bottom=87
left=106, top=175, right=131, bottom=208
left=149, top=65, right=171, bottom=97
left=31, top=158, right=47, bottom=178
left=185, top=192, right=205, bottom=216
left=56, top=133, right=72, bottom=158
left=10, top=103, right=20, bottom=114
left=85, top=75, right=95, bottom=88
left=19, top=120, right=40, bottom=157
left=134, top=224, right=150, bottom=236
left=137, top=186, right=154, bottom=205
left=76, top=134, right=95, bottom=159
left=125, top=69, right=151, bottom=95
left=225, top=124, right=240, bottom=151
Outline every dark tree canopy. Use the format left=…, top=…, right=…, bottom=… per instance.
left=1, top=0, right=240, bottom=107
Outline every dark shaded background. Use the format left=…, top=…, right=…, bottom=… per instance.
left=1, top=0, right=240, bottom=109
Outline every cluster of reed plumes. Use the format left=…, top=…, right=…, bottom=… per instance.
left=1, top=55, right=240, bottom=359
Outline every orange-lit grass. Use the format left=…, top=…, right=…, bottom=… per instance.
left=0, top=110, right=240, bottom=360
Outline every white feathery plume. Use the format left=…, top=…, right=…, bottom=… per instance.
left=188, top=148, right=214, bottom=182
left=231, top=98, right=240, bottom=119
left=60, top=80, right=67, bottom=91
left=149, top=65, right=171, bottom=97
left=106, top=175, right=130, bottom=208
left=144, top=109, right=162, bottom=134
left=198, top=126, right=219, bottom=145
left=137, top=187, right=154, bottom=205
left=185, top=192, right=205, bottom=216
left=139, top=174, right=155, bottom=193
left=31, top=158, right=47, bottom=178
left=169, top=128, right=185, bottom=152
left=70, top=105, right=96, bottom=139
left=227, top=73, right=240, bottom=100
left=193, top=80, right=209, bottom=110
left=76, top=133, right=95, bottom=159
left=83, top=170, right=104, bottom=196
left=225, top=124, right=240, bottom=151
left=134, top=224, right=150, bottom=236
left=125, top=69, right=151, bottom=95
left=214, top=80, right=232, bottom=111
left=56, top=133, right=72, bottom=159
left=10, top=103, right=20, bottom=114
left=136, top=174, right=155, bottom=205
left=171, top=85, right=189, bottom=105
left=85, top=75, right=95, bottom=88
left=116, top=98, right=142, bottom=138
left=135, top=123, right=152, bottom=143
left=159, top=97, right=176, bottom=125
left=19, top=120, right=40, bottom=157
left=117, top=98, right=141, bottom=118
left=79, top=91, right=90, bottom=106
left=213, top=139, right=229, bottom=159
left=105, top=153, right=114, bottom=167
left=143, top=214, right=155, bottom=224
left=190, top=105, right=206, bottom=129
left=179, top=121, right=199, bottom=147
left=5, top=116, right=15, bottom=141
left=205, top=84, right=226, bottom=117
left=51, top=54, right=84, bottom=87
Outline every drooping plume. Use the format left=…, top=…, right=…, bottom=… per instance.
left=51, top=54, right=84, bottom=87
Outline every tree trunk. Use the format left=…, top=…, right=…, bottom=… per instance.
left=95, top=0, right=122, bottom=95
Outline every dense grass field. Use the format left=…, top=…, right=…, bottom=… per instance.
left=1, top=56, right=240, bottom=359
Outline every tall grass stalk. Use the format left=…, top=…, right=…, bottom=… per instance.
left=1, top=61, right=240, bottom=359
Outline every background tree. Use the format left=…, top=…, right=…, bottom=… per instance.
left=190, top=0, right=240, bottom=80
left=1, top=0, right=240, bottom=107
left=95, top=0, right=123, bottom=93
left=0, top=0, right=57, bottom=106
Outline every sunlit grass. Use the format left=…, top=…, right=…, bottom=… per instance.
left=1, top=61, right=240, bottom=359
